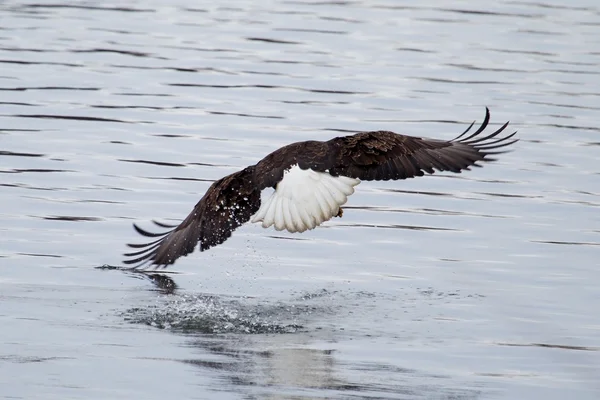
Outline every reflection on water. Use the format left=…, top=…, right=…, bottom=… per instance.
left=183, top=341, right=473, bottom=400
left=121, top=273, right=483, bottom=399
left=2, top=0, right=600, bottom=399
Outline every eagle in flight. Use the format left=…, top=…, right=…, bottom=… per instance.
left=124, top=108, right=517, bottom=269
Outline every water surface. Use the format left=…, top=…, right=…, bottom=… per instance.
left=1, top=1, right=599, bottom=399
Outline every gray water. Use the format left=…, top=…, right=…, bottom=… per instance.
left=1, top=1, right=599, bottom=399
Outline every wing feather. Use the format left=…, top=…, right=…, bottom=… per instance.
left=124, top=167, right=260, bottom=269
left=326, top=107, right=517, bottom=181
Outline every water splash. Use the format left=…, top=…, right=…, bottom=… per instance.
left=121, top=293, right=305, bottom=334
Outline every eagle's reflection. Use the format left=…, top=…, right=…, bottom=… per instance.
left=97, top=265, right=179, bottom=295
left=141, top=273, right=178, bottom=295
left=185, top=336, right=341, bottom=396
left=255, top=347, right=336, bottom=389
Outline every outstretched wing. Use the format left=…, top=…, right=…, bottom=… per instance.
left=123, top=166, right=260, bottom=269
left=326, top=107, right=517, bottom=180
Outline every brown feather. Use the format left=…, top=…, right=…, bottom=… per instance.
left=124, top=167, right=260, bottom=268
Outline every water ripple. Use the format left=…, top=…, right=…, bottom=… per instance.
left=9, top=114, right=129, bottom=123
left=2, top=1, right=599, bottom=398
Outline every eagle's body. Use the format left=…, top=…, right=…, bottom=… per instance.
left=124, top=108, right=517, bottom=269
left=252, top=164, right=360, bottom=233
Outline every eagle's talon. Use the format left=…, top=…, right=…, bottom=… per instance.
left=336, top=207, right=343, bottom=218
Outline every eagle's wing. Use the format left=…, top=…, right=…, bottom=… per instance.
left=249, top=108, right=516, bottom=234
left=326, top=107, right=517, bottom=180
left=123, top=167, right=260, bottom=269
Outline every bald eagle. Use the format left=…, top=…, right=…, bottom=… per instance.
left=124, top=108, right=517, bottom=269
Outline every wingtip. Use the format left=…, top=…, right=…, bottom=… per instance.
left=123, top=220, right=178, bottom=269
left=152, top=219, right=179, bottom=229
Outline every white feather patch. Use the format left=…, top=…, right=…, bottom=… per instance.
left=251, top=164, right=360, bottom=233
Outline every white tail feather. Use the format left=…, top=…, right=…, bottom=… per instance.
left=251, top=164, right=360, bottom=233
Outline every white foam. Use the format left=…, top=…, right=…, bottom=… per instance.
left=251, top=164, right=360, bottom=233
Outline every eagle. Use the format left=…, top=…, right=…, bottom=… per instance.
left=124, top=108, right=517, bottom=269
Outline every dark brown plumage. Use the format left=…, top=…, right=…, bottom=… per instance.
left=124, top=108, right=517, bottom=269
